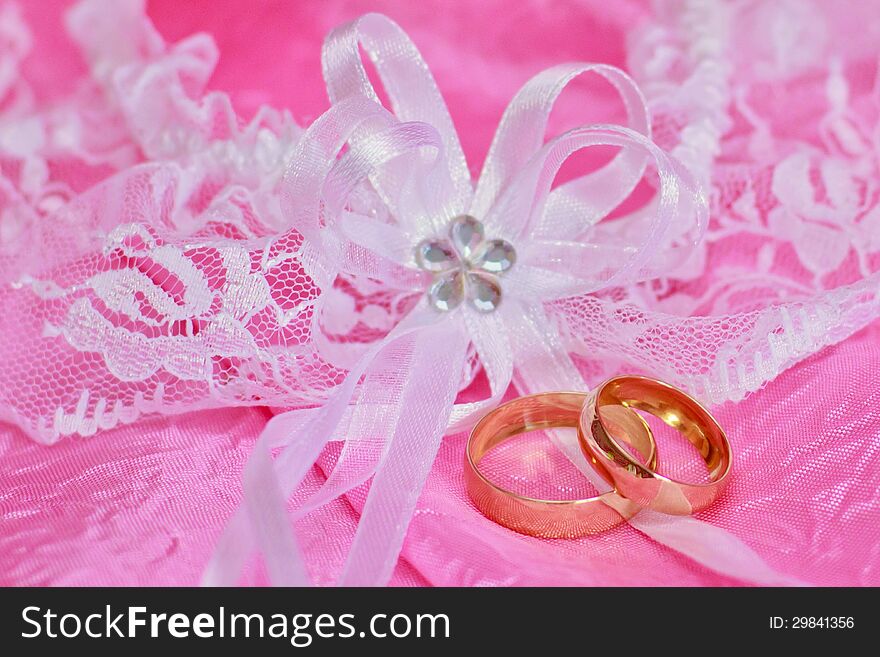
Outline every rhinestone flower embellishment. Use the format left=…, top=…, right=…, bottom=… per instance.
left=415, top=215, right=516, bottom=313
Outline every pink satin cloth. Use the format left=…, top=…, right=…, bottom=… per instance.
left=2, top=0, right=880, bottom=586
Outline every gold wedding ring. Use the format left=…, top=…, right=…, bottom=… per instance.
left=577, top=375, right=732, bottom=515
left=464, top=392, right=657, bottom=538
left=465, top=377, right=733, bottom=533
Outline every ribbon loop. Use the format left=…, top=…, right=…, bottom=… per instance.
left=487, top=124, right=707, bottom=293
left=279, top=95, right=394, bottom=256
left=473, top=63, right=650, bottom=234
left=322, top=13, right=472, bottom=213
left=322, top=119, right=446, bottom=284
left=281, top=99, right=451, bottom=290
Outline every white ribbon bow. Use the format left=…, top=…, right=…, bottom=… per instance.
left=204, top=14, right=793, bottom=587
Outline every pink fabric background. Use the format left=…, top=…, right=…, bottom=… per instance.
left=2, top=0, right=879, bottom=586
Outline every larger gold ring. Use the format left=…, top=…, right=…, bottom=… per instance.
left=577, top=375, right=732, bottom=515
left=465, top=392, right=657, bottom=538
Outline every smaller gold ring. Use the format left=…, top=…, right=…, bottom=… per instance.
left=465, top=392, right=657, bottom=538
left=577, top=376, right=732, bottom=515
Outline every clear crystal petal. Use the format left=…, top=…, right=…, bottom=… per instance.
left=415, top=239, right=458, bottom=272
left=473, top=238, right=516, bottom=274
left=466, top=272, right=502, bottom=313
left=449, top=215, right=485, bottom=261
left=428, top=271, right=464, bottom=312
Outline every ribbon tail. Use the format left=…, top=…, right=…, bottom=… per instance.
left=624, top=513, right=807, bottom=586
left=242, top=433, right=312, bottom=586
left=202, top=408, right=335, bottom=586
left=510, top=301, right=802, bottom=585
left=202, top=305, right=444, bottom=586
left=339, top=319, right=470, bottom=585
